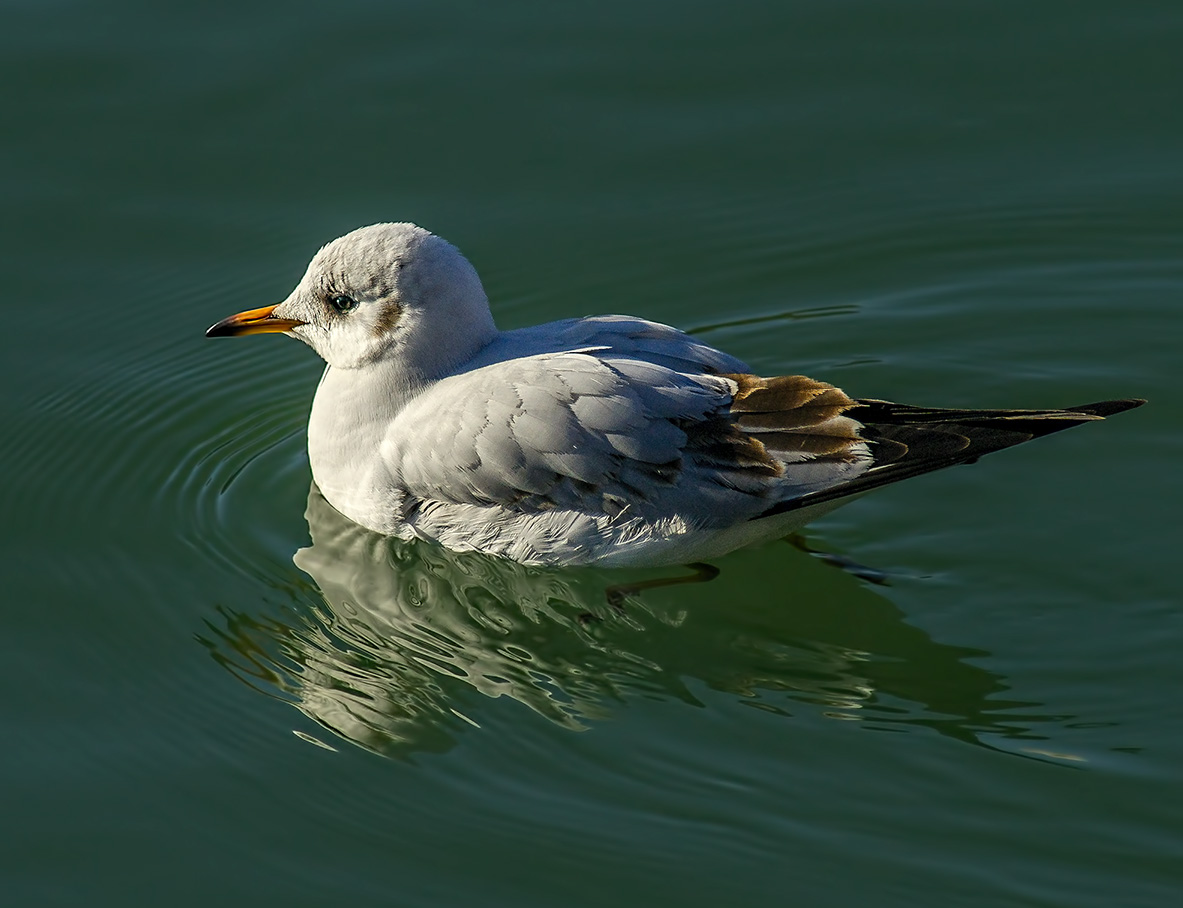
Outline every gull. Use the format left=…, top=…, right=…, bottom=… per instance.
left=207, top=223, right=1144, bottom=567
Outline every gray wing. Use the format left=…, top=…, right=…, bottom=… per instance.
left=465, top=314, right=750, bottom=374
left=384, top=350, right=735, bottom=516
left=383, top=346, right=877, bottom=523
left=383, top=305, right=1145, bottom=530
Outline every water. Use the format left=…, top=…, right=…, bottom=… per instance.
left=3, top=1, right=1180, bottom=905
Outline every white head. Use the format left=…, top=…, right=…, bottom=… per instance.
left=207, top=223, right=498, bottom=375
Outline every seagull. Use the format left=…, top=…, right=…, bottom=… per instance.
left=207, top=223, right=1144, bottom=567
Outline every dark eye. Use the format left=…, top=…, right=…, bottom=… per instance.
left=329, top=293, right=358, bottom=314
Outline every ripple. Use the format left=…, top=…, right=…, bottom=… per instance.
left=197, top=484, right=1082, bottom=761
left=5, top=309, right=317, bottom=583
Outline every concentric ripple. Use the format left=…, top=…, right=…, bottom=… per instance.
left=5, top=302, right=317, bottom=583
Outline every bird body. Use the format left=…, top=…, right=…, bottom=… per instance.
left=207, top=223, right=1143, bottom=567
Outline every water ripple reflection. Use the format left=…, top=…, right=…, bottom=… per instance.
left=200, top=485, right=1080, bottom=760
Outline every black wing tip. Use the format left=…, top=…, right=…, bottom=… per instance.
left=752, top=396, right=1147, bottom=522
left=1066, top=398, right=1147, bottom=418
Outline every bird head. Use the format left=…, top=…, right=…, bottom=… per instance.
left=207, top=223, right=497, bottom=375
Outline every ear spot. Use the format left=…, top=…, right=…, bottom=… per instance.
left=372, top=302, right=402, bottom=337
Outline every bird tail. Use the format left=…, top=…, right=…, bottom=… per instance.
left=756, top=397, right=1145, bottom=518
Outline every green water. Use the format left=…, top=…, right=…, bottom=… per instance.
left=3, top=1, right=1180, bottom=905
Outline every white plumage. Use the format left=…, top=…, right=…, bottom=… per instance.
left=207, top=223, right=1143, bottom=567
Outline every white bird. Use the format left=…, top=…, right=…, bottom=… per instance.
left=207, top=223, right=1143, bottom=567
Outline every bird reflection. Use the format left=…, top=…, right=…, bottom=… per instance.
left=201, top=484, right=1068, bottom=759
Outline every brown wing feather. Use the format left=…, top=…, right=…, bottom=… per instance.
left=724, top=374, right=866, bottom=463
left=751, top=392, right=1146, bottom=519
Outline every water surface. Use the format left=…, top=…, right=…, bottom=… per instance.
left=2, top=1, right=1180, bottom=906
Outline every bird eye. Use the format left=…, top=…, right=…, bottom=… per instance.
left=329, top=293, right=358, bottom=314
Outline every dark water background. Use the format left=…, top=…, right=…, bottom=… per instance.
left=3, top=1, right=1180, bottom=905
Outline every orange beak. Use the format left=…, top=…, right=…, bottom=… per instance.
left=205, top=304, right=306, bottom=338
